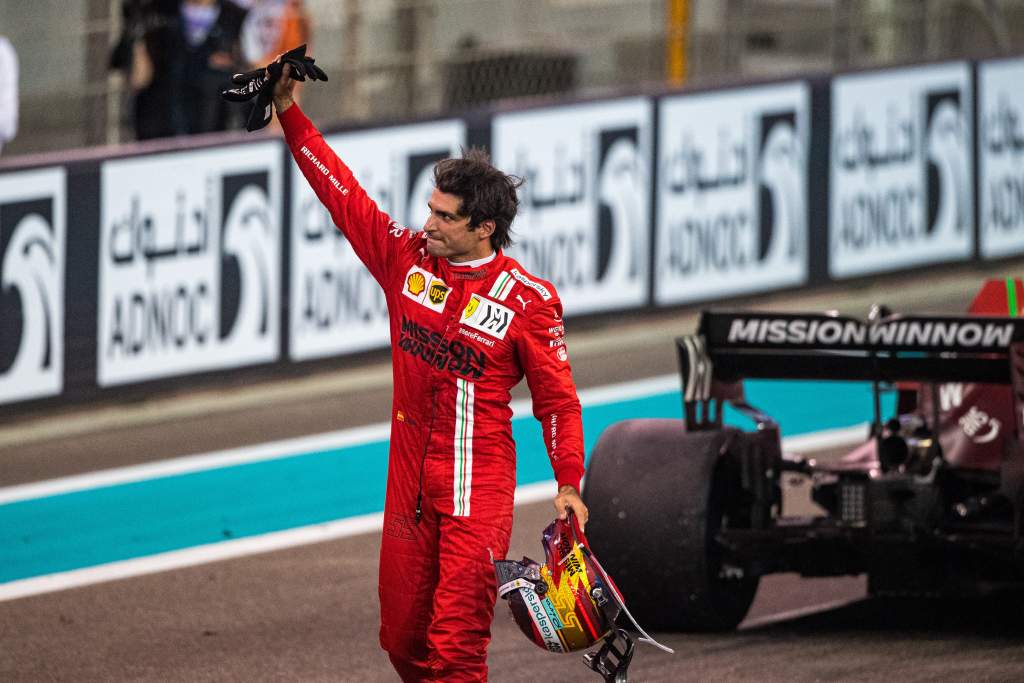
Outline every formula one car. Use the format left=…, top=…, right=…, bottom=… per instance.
left=582, top=279, right=1024, bottom=630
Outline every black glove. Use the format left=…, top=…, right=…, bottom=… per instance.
left=220, top=44, right=328, bottom=132
left=279, top=46, right=329, bottom=83
left=222, top=44, right=329, bottom=99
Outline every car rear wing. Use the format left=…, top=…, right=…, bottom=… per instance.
left=677, top=310, right=1024, bottom=430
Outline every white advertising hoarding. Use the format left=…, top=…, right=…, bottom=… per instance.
left=655, top=82, right=810, bottom=305
left=288, top=119, right=466, bottom=361
left=830, top=62, right=973, bottom=278
left=979, top=57, right=1024, bottom=259
left=98, top=143, right=282, bottom=385
left=0, top=168, right=65, bottom=404
left=492, top=98, right=652, bottom=315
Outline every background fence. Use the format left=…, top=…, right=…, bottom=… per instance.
left=1, top=0, right=1023, bottom=157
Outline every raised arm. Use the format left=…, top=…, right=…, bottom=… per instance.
left=274, top=64, right=404, bottom=286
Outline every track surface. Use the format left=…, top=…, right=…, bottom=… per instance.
left=4, top=261, right=1024, bottom=682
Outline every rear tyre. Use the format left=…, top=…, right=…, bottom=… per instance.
left=582, top=419, right=759, bottom=631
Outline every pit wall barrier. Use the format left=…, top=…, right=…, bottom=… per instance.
left=1, top=55, right=1022, bottom=411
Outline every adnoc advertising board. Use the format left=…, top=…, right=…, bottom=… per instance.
left=492, top=98, right=652, bottom=315
left=98, top=143, right=283, bottom=386
left=978, top=56, right=1024, bottom=259
left=0, top=167, right=65, bottom=404
left=654, top=82, right=810, bottom=306
left=829, top=62, right=973, bottom=278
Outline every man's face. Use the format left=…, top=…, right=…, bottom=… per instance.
left=422, top=188, right=493, bottom=262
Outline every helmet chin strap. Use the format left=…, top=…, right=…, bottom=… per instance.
left=583, top=628, right=635, bottom=683
left=578, top=557, right=673, bottom=683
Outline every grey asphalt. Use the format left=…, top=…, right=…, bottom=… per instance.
left=3, top=260, right=1024, bottom=682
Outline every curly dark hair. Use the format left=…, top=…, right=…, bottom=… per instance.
left=433, top=148, right=523, bottom=251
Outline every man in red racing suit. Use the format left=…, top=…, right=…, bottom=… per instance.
left=273, top=66, right=588, bottom=681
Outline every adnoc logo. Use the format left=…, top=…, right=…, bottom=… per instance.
left=0, top=168, right=65, bottom=405
left=924, top=88, right=969, bottom=240
left=220, top=170, right=275, bottom=347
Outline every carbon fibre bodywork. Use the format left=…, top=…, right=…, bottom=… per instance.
left=680, top=280, right=1024, bottom=598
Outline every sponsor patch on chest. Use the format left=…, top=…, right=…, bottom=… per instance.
left=461, top=293, right=515, bottom=340
left=510, top=268, right=552, bottom=300
left=402, top=265, right=450, bottom=313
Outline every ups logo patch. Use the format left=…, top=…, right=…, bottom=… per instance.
left=428, top=282, right=450, bottom=305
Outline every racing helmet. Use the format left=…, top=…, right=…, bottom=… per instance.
left=494, top=513, right=618, bottom=654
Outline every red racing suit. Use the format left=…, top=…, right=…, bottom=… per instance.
left=280, top=104, right=586, bottom=681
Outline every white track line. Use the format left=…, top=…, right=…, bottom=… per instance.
left=0, top=512, right=384, bottom=602
left=0, top=423, right=868, bottom=603
left=0, top=423, right=388, bottom=505
left=0, top=482, right=565, bottom=603
left=0, top=375, right=680, bottom=505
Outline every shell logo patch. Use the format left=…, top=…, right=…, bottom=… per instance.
left=461, top=293, right=514, bottom=340
left=403, top=265, right=449, bottom=313
left=407, top=271, right=426, bottom=296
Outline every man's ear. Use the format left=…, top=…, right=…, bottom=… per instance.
left=474, top=219, right=496, bottom=242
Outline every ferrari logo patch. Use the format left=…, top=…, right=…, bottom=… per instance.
left=461, top=294, right=514, bottom=340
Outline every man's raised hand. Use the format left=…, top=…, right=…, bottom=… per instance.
left=220, top=44, right=328, bottom=132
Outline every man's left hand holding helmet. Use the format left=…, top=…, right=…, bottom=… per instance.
left=555, top=483, right=589, bottom=531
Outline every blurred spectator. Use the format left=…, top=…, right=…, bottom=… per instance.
left=110, top=0, right=181, bottom=140
left=0, top=35, right=16, bottom=155
left=240, top=0, right=310, bottom=68
left=239, top=0, right=310, bottom=130
left=179, top=0, right=248, bottom=134
left=111, top=0, right=248, bottom=140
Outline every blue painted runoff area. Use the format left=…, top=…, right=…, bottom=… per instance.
left=0, top=380, right=893, bottom=583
